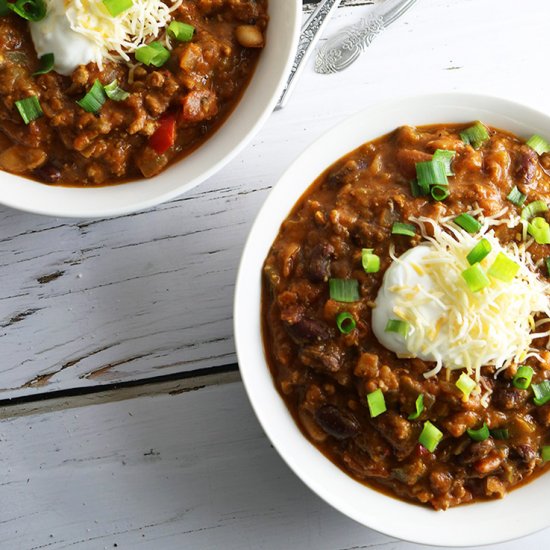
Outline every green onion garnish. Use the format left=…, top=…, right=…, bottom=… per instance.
left=490, top=428, right=509, bottom=440
left=456, top=372, right=476, bottom=399
left=385, top=319, right=410, bottom=339
left=542, top=446, right=550, bottom=462
left=366, top=388, right=386, bottom=418
left=103, top=0, right=132, bottom=16
left=546, top=257, right=550, bottom=276
left=361, top=248, right=380, bottom=273
left=418, top=421, right=443, bottom=453
left=33, top=52, right=54, bottom=76
left=135, top=41, right=170, bottom=67
left=507, top=186, right=527, bottom=207
left=104, top=80, right=129, bottom=101
left=527, top=216, right=550, bottom=244
left=416, top=160, right=448, bottom=188
left=410, top=179, right=429, bottom=197
left=407, top=394, right=424, bottom=420
left=526, top=134, right=550, bottom=155
left=487, top=252, right=520, bottom=282
left=77, top=79, right=107, bottom=113
left=454, top=213, right=481, bottom=234
left=466, top=238, right=491, bottom=265
left=532, top=380, right=550, bottom=406
left=8, top=0, right=46, bottom=21
left=513, top=365, right=534, bottom=390
left=336, top=312, right=356, bottom=334
left=391, top=222, right=416, bottom=237
left=168, top=21, right=195, bottom=42
left=462, top=262, right=490, bottom=293
left=432, top=149, right=456, bottom=176
left=521, top=200, right=548, bottom=220
left=329, top=278, right=360, bottom=303
left=460, top=121, right=490, bottom=149
left=430, top=185, right=450, bottom=202
left=467, top=423, right=490, bottom=442
left=15, top=95, right=43, bottom=124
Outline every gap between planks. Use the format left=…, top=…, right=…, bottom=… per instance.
left=0, top=366, right=241, bottom=420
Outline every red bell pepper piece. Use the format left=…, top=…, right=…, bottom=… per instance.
left=149, top=114, right=176, bottom=155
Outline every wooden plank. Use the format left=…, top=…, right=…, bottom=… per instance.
left=1, top=0, right=550, bottom=399
left=0, top=380, right=548, bottom=549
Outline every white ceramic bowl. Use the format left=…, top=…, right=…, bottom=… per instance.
left=0, top=3, right=301, bottom=218
left=234, top=93, right=550, bottom=547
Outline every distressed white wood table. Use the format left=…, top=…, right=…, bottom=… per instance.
left=1, top=0, right=550, bottom=548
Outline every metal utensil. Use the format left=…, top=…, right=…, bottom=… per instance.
left=276, top=0, right=342, bottom=110
left=315, top=0, right=417, bottom=74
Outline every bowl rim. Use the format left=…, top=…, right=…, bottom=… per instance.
left=234, top=92, right=550, bottom=547
left=0, top=1, right=302, bottom=218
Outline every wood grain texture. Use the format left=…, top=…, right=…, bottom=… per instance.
left=0, top=380, right=548, bottom=549
left=1, top=0, right=550, bottom=399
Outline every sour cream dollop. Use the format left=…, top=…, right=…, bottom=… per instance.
left=371, top=215, right=550, bottom=378
left=30, top=0, right=182, bottom=76
left=30, top=0, right=100, bottom=76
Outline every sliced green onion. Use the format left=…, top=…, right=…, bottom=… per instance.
left=487, top=252, right=520, bottom=282
left=361, top=248, right=380, bottom=274
left=454, top=213, right=481, bottom=234
left=461, top=262, right=490, bottom=293
left=103, top=0, right=132, bottom=16
left=467, top=422, right=490, bottom=442
left=336, top=312, right=356, bottom=334
left=418, top=421, right=443, bottom=453
left=526, top=134, right=550, bottom=155
left=408, top=394, right=424, bottom=420
left=104, top=80, right=129, bottom=101
left=33, top=52, right=54, bottom=76
left=8, top=0, right=46, bottom=21
left=460, top=121, right=490, bottom=149
left=466, top=238, right=491, bottom=265
left=77, top=79, right=107, bottom=113
left=433, top=149, right=456, bottom=176
left=532, top=380, right=550, bottom=406
left=366, top=388, right=386, bottom=418
left=456, top=372, right=476, bottom=399
left=490, top=428, right=509, bottom=440
left=15, top=95, right=43, bottom=124
left=385, top=319, right=410, bottom=339
left=391, top=222, right=416, bottom=237
left=506, top=186, right=527, bottom=207
left=168, top=21, right=195, bottom=42
left=545, top=257, right=550, bottom=276
left=521, top=200, right=548, bottom=220
left=527, top=216, right=550, bottom=245
left=542, top=446, right=550, bottom=462
left=329, top=278, right=360, bottom=303
left=513, top=365, right=534, bottom=390
left=135, top=41, right=170, bottom=67
left=416, top=160, right=448, bottom=188
left=430, top=185, right=450, bottom=201
left=410, top=179, right=429, bottom=197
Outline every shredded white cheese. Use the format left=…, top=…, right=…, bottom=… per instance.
left=373, top=208, right=550, bottom=385
left=63, top=0, right=183, bottom=66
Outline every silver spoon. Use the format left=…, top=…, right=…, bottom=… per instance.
left=276, top=0, right=342, bottom=110
left=315, top=0, right=418, bottom=74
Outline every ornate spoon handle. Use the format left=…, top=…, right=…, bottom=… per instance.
left=276, top=0, right=342, bottom=110
left=315, top=0, right=418, bottom=74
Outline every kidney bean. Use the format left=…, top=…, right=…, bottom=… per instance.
left=307, top=242, right=335, bottom=283
left=315, top=405, right=360, bottom=440
left=33, top=164, right=61, bottom=183
left=285, top=317, right=331, bottom=344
